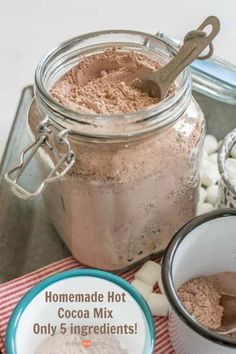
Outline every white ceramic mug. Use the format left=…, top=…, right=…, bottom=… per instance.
left=162, top=209, right=236, bottom=354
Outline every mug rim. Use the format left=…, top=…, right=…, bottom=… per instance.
left=6, top=269, right=155, bottom=354
left=162, top=208, right=236, bottom=349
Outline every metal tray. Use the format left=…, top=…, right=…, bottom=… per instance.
left=0, top=86, right=236, bottom=283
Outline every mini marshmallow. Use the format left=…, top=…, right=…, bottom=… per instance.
left=208, top=153, right=218, bottom=166
left=226, top=158, right=236, bottom=180
left=203, top=135, right=218, bottom=155
left=200, top=158, right=210, bottom=173
left=231, top=144, right=236, bottom=159
left=206, top=185, right=219, bottom=206
left=197, top=202, right=214, bottom=215
left=158, top=275, right=165, bottom=295
left=131, top=279, right=153, bottom=300
left=135, top=261, right=161, bottom=287
left=199, top=187, right=207, bottom=203
left=202, top=149, right=208, bottom=159
left=200, top=162, right=220, bottom=187
left=147, top=293, right=169, bottom=317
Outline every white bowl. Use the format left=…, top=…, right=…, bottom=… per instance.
left=162, top=209, right=236, bottom=354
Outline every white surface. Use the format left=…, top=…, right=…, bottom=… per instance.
left=0, top=0, right=236, bottom=158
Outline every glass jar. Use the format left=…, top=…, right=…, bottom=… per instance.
left=5, top=30, right=205, bottom=270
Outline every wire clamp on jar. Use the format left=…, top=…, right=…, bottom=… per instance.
left=4, top=117, right=75, bottom=200
left=218, top=128, right=236, bottom=195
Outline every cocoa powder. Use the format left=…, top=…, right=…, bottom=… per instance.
left=178, top=276, right=223, bottom=330
left=178, top=272, right=236, bottom=333
left=50, top=48, right=162, bottom=114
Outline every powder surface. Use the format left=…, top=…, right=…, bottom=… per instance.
left=50, top=48, right=162, bottom=114
left=178, top=276, right=223, bottom=330
left=34, top=333, right=128, bottom=354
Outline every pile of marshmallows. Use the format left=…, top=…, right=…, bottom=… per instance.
left=198, top=134, right=236, bottom=214
left=198, top=134, right=221, bottom=214
left=131, top=261, right=169, bottom=317
left=131, top=134, right=236, bottom=317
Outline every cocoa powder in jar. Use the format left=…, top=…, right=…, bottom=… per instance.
left=29, top=47, right=204, bottom=270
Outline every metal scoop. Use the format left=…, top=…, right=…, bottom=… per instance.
left=141, top=16, right=220, bottom=99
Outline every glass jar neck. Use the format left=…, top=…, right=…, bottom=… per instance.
left=34, top=30, right=192, bottom=140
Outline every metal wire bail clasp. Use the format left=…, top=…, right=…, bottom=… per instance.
left=218, top=128, right=236, bottom=195
left=4, top=118, right=75, bottom=200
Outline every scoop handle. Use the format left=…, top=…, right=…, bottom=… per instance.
left=147, top=16, right=220, bottom=99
